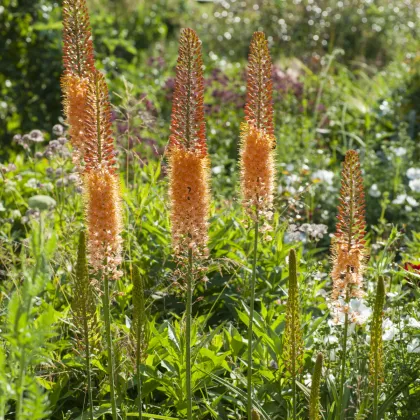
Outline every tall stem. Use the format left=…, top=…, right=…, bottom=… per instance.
left=186, top=248, right=193, bottom=420
left=292, top=376, right=297, bottom=420
left=136, top=313, right=143, bottom=419
left=103, top=275, right=117, bottom=420
left=338, top=286, right=350, bottom=420
left=247, top=216, right=259, bottom=419
left=83, top=314, right=94, bottom=420
left=373, top=377, right=378, bottom=420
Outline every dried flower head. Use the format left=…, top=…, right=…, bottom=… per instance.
left=331, top=150, right=367, bottom=301
left=245, top=32, right=274, bottom=136
left=240, top=32, right=275, bottom=220
left=84, top=169, right=122, bottom=279
left=168, top=28, right=210, bottom=255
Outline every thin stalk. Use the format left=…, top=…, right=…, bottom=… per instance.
left=83, top=313, right=94, bottom=420
left=338, top=286, right=350, bottom=420
left=373, top=375, right=378, bottom=420
left=186, top=248, right=193, bottom=420
left=15, top=353, right=26, bottom=420
left=102, top=274, right=117, bottom=420
left=136, top=313, right=142, bottom=419
left=247, top=216, right=259, bottom=419
left=292, top=377, right=297, bottom=420
left=16, top=215, right=43, bottom=419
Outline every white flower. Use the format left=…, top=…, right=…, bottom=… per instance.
left=311, top=169, right=334, bottom=185
left=407, top=338, right=420, bottom=353
left=409, top=179, right=420, bottom=193
left=393, top=194, right=406, bottom=205
left=349, top=299, right=372, bottom=324
left=407, top=317, right=420, bottom=329
left=331, top=298, right=371, bottom=326
left=406, top=196, right=419, bottom=207
left=212, top=165, right=223, bottom=175
left=391, top=147, right=407, bottom=157
left=382, top=319, right=397, bottom=341
left=407, top=168, right=420, bottom=180
left=324, top=335, right=339, bottom=345
left=303, top=373, right=312, bottom=387
left=369, top=184, right=381, bottom=198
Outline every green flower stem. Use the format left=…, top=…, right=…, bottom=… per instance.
left=186, top=247, right=193, bottom=420
left=247, top=216, right=259, bottom=419
left=136, top=318, right=143, bottom=420
left=103, top=274, right=117, bottom=420
left=338, top=286, right=350, bottom=420
left=292, top=376, right=297, bottom=420
left=83, top=312, right=94, bottom=420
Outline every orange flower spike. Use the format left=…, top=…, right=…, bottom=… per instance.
left=245, top=31, right=274, bottom=136
left=240, top=123, right=275, bottom=218
left=168, top=28, right=210, bottom=255
left=61, top=0, right=96, bottom=162
left=84, top=169, right=123, bottom=279
left=62, top=0, right=95, bottom=78
left=331, top=150, right=368, bottom=300
left=240, top=32, right=276, bottom=219
left=83, top=70, right=117, bottom=173
left=169, top=28, right=206, bottom=155
left=82, top=71, right=122, bottom=278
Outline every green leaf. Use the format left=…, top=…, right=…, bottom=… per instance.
left=28, top=195, right=56, bottom=210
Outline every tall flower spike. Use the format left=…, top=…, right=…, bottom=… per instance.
left=83, top=70, right=122, bottom=278
left=61, top=0, right=96, bottom=164
left=331, top=150, right=367, bottom=300
left=168, top=28, right=210, bottom=254
left=309, top=353, right=324, bottom=420
left=62, top=0, right=95, bottom=77
left=83, top=70, right=118, bottom=173
left=283, top=249, right=304, bottom=377
left=240, top=32, right=275, bottom=219
left=245, top=32, right=274, bottom=136
left=169, top=28, right=206, bottom=156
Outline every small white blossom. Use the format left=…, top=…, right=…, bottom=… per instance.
left=407, top=168, right=420, bottom=180
left=393, top=194, right=406, bottom=205
left=407, top=338, right=420, bottom=354
left=311, top=169, right=334, bottom=185
left=407, top=317, right=420, bottom=329
left=382, top=319, right=397, bottom=341
left=409, top=179, right=420, bottom=193
left=406, top=196, right=419, bottom=207
left=391, top=147, right=407, bottom=157
left=369, top=183, right=381, bottom=198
